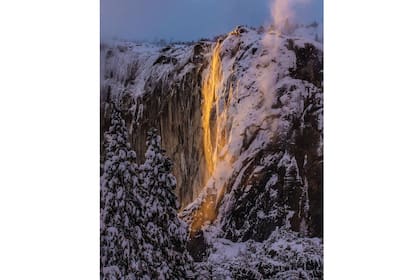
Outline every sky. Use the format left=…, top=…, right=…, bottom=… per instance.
left=101, top=0, right=323, bottom=42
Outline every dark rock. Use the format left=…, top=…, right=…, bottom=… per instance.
left=287, top=40, right=323, bottom=88
left=186, top=230, right=209, bottom=262
left=153, top=55, right=178, bottom=65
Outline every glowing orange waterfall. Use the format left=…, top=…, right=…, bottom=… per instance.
left=190, top=42, right=223, bottom=236
left=201, top=41, right=222, bottom=176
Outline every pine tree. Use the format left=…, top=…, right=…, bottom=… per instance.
left=100, top=106, right=148, bottom=280
left=140, top=128, right=194, bottom=279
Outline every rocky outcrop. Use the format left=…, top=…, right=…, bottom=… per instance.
left=218, top=87, right=323, bottom=240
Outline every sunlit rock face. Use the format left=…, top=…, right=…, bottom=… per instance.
left=100, top=24, right=323, bottom=240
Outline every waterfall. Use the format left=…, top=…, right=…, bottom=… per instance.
left=189, top=41, right=223, bottom=236
left=201, top=41, right=222, bottom=178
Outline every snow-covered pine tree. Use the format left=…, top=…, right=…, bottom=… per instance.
left=140, top=128, right=194, bottom=279
left=100, top=106, right=148, bottom=280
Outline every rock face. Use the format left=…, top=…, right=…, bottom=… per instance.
left=100, top=41, right=211, bottom=208
left=100, top=25, right=323, bottom=241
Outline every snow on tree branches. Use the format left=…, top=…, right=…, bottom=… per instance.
left=100, top=107, right=148, bottom=279
left=101, top=109, right=193, bottom=279
left=139, top=128, right=194, bottom=279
